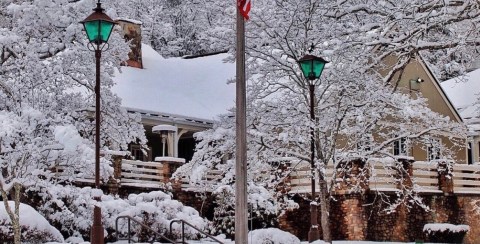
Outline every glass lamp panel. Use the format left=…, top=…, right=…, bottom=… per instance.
left=300, top=60, right=313, bottom=80
left=99, top=21, right=114, bottom=43
left=84, top=21, right=100, bottom=42
left=312, top=60, right=326, bottom=78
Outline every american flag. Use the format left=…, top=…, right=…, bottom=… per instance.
left=238, top=0, right=251, bottom=20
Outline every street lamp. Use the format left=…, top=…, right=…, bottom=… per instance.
left=297, top=54, right=329, bottom=242
left=80, top=1, right=116, bottom=243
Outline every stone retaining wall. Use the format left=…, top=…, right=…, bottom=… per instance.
left=275, top=193, right=480, bottom=243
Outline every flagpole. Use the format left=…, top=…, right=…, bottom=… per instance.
left=235, top=2, right=248, bottom=244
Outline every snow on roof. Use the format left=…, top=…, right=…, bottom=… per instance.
left=441, top=69, right=480, bottom=119
left=441, top=69, right=480, bottom=134
left=112, top=44, right=236, bottom=121
left=152, top=124, right=177, bottom=133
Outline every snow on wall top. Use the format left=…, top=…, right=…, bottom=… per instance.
left=112, top=44, right=235, bottom=121
left=441, top=69, right=480, bottom=119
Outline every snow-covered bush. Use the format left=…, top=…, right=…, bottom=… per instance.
left=423, top=223, right=469, bottom=243
left=209, top=185, right=281, bottom=238
left=0, top=202, right=64, bottom=243
left=210, top=186, right=235, bottom=237
left=32, top=185, right=207, bottom=242
left=247, top=228, right=300, bottom=244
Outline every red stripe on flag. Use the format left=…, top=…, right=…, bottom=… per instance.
left=238, top=0, right=251, bottom=20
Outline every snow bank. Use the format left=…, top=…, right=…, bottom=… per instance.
left=247, top=228, right=300, bottom=244
left=0, top=201, right=64, bottom=242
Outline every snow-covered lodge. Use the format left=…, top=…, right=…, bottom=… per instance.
left=115, top=20, right=470, bottom=166
left=113, top=20, right=235, bottom=164
left=102, top=20, right=480, bottom=243
left=110, top=20, right=480, bottom=189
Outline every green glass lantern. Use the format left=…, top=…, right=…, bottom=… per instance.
left=297, top=54, right=329, bottom=81
left=80, top=2, right=116, bottom=45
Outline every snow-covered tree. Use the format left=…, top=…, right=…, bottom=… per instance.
left=176, top=0, right=478, bottom=241
left=112, top=0, right=224, bottom=57
left=0, top=0, right=146, bottom=241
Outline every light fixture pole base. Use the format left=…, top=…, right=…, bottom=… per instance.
left=308, top=204, right=320, bottom=242
left=90, top=206, right=104, bottom=244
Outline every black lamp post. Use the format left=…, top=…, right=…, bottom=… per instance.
left=80, top=1, right=116, bottom=243
left=297, top=54, right=329, bottom=242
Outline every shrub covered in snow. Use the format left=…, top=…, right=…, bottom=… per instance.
left=0, top=201, right=64, bottom=242
left=31, top=185, right=208, bottom=242
left=247, top=228, right=300, bottom=244
left=209, top=185, right=282, bottom=238
left=423, top=223, right=469, bottom=243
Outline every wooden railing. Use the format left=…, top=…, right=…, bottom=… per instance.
left=121, top=160, right=164, bottom=189
left=452, top=164, right=480, bottom=194
left=55, top=158, right=480, bottom=195
left=52, top=158, right=182, bottom=190
left=181, top=160, right=480, bottom=195
left=180, top=169, right=223, bottom=192
left=288, top=163, right=334, bottom=194
left=412, top=162, right=441, bottom=193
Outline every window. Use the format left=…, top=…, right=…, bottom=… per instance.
left=393, top=137, right=408, bottom=156
left=427, top=138, right=441, bottom=161
left=468, top=142, right=473, bottom=165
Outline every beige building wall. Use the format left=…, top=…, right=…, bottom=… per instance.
left=379, top=55, right=467, bottom=163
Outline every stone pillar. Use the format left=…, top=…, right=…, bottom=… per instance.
left=117, top=19, right=143, bottom=68
left=437, top=161, right=454, bottom=195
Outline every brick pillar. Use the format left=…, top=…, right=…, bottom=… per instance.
left=397, top=157, right=414, bottom=189
left=108, top=155, right=123, bottom=194
left=117, top=19, right=143, bottom=69
left=107, top=178, right=119, bottom=195
left=158, top=160, right=184, bottom=184
left=390, top=158, right=414, bottom=241
left=342, top=195, right=367, bottom=240
left=335, top=158, right=368, bottom=194
left=333, top=159, right=368, bottom=240
left=437, top=161, right=454, bottom=195
left=392, top=205, right=409, bottom=241
left=112, top=155, right=123, bottom=179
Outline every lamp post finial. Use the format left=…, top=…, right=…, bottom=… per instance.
left=308, top=43, right=315, bottom=53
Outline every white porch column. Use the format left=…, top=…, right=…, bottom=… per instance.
left=175, top=128, right=188, bottom=158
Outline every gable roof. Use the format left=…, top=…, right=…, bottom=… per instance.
left=441, top=68, right=480, bottom=134
left=416, top=54, right=463, bottom=123
left=112, top=44, right=236, bottom=121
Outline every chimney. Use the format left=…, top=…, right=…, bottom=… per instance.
left=117, top=19, right=143, bottom=69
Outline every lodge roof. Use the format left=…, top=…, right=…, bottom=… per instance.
left=112, top=44, right=236, bottom=123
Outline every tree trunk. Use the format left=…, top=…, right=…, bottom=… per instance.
left=0, top=183, right=21, bottom=244
left=319, top=171, right=332, bottom=242
left=13, top=183, right=21, bottom=244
